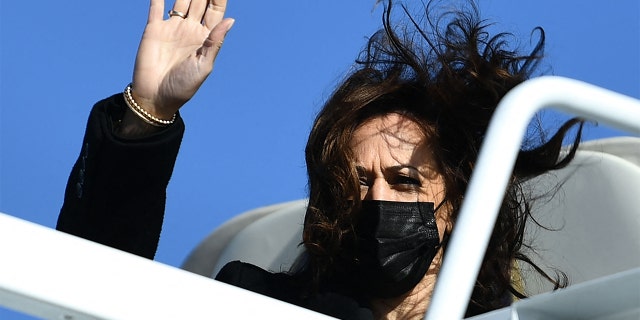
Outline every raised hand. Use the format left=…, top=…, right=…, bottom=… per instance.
left=130, top=0, right=234, bottom=121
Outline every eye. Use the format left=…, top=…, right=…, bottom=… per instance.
left=393, top=175, right=421, bottom=186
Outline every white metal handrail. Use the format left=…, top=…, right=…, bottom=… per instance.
left=425, top=76, right=640, bottom=319
left=0, top=76, right=639, bottom=319
left=0, top=212, right=334, bottom=319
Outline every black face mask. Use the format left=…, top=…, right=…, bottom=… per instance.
left=351, top=200, right=440, bottom=298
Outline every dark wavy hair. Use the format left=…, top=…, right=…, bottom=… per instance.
left=300, top=0, right=582, bottom=316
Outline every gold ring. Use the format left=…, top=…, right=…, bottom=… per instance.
left=168, top=10, right=187, bottom=19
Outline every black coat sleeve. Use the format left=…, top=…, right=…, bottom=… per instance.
left=56, top=93, right=185, bottom=259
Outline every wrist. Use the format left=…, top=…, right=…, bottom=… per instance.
left=129, top=89, right=177, bottom=121
left=123, top=83, right=177, bottom=127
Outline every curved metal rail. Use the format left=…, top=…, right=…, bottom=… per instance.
left=426, top=76, right=640, bottom=320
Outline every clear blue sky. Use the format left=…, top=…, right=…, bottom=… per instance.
left=1, top=0, right=638, bottom=318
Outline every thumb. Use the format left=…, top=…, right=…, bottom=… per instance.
left=202, top=18, right=235, bottom=61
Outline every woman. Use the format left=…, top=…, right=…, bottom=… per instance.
left=57, top=0, right=582, bottom=318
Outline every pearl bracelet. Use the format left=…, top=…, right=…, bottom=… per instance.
left=123, top=83, right=176, bottom=127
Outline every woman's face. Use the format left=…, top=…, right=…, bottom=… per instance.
left=351, top=113, right=449, bottom=314
left=350, top=113, right=446, bottom=205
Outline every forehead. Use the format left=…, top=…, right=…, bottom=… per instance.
left=350, top=113, right=427, bottom=150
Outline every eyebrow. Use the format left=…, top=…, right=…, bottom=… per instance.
left=387, top=165, right=420, bottom=174
left=355, top=165, right=421, bottom=174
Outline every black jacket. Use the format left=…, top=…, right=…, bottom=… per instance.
left=57, top=95, right=373, bottom=320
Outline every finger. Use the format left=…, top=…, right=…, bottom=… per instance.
left=170, top=0, right=190, bottom=18
left=187, top=0, right=208, bottom=23
left=202, top=18, right=234, bottom=61
left=203, top=0, right=228, bottom=29
left=148, top=0, right=165, bottom=23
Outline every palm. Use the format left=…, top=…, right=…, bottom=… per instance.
left=134, top=19, right=211, bottom=110
left=131, top=0, right=232, bottom=118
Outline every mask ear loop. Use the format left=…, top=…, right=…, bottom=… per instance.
left=433, top=197, right=453, bottom=252
left=431, top=199, right=448, bottom=249
left=434, top=199, right=446, bottom=213
left=413, top=193, right=440, bottom=224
